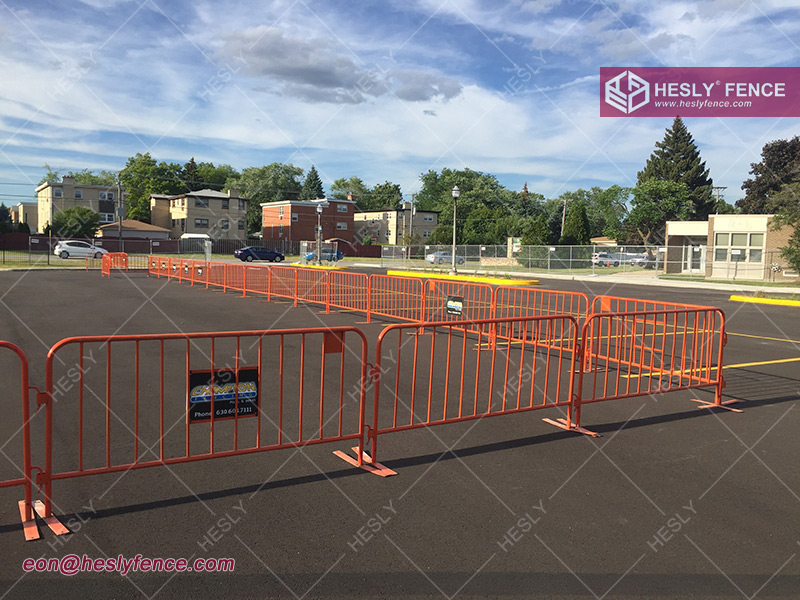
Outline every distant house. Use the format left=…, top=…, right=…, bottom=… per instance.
left=11, top=203, right=38, bottom=231
left=261, top=198, right=356, bottom=243
left=36, top=176, right=121, bottom=233
left=355, top=203, right=439, bottom=244
left=98, top=219, right=170, bottom=240
left=149, top=189, right=248, bottom=241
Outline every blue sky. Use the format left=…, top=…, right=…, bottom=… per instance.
left=1, top=0, right=799, bottom=206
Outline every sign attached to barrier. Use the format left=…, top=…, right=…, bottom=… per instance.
left=187, top=367, right=259, bottom=423
left=446, top=295, right=464, bottom=316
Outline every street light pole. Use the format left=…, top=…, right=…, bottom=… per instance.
left=451, top=185, right=460, bottom=275
left=316, top=203, right=323, bottom=266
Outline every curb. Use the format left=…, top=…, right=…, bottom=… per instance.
left=729, top=294, right=800, bottom=307
left=386, top=270, right=538, bottom=286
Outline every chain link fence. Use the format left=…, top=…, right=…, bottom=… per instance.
left=380, top=244, right=800, bottom=282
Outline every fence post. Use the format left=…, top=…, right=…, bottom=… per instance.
left=325, top=271, right=330, bottom=314
left=267, top=267, right=272, bottom=302
left=366, top=275, right=372, bottom=323
left=293, top=268, right=298, bottom=308
left=243, top=265, right=247, bottom=298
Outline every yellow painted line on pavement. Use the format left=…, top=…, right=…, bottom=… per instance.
left=620, top=356, right=800, bottom=379
left=730, top=294, right=800, bottom=307
left=726, top=331, right=800, bottom=346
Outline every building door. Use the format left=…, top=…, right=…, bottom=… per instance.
left=682, top=242, right=705, bottom=273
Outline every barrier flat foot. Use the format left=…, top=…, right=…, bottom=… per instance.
left=18, top=501, right=40, bottom=541
left=333, top=448, right=397, bottom=477
left=542, top=417, right=601, bottom=438
left=690, top=399, right=743, bottom=413
left=32, top=500, right=70, bottom=536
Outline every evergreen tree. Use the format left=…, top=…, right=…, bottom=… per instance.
left=183, top=157, right=200, bottom=191
left=299, top=165, right=324, bottom=200
left=637, top=116, right=714, bottom=219
left=560, top=200, right=590, bottom=245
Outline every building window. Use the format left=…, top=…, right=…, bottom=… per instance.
left=279, top=207, right=284, bottom=218
left=220, top=219, right=229, bottom=230
left=99, top=191, right=114, bottom=201
left=714, top=231, right=765, bottom=263
left=337, top=204, right=348, bottom=213
left=384, top=230, right=390, bottom=239
left=221, top=199, right=229, bottom=210
left=195, top=218, right=209, bottom=228
left=337, top=222, right=347, bottom=230
left=74, top=190, right=82, bottom=199
left=291, top=213, right=298, bottom=222
left=99, top=213, right=115, bottom=223
left=53, top=188, right=62, bottom=198
left=383, top=213, right=389, bottom=220
left=195, top=198, right=209, bottom=208
left=238, top=220, right=245, bottom=230
left=423, top=215, right=434, bottom=222
left=279, top=224, right=283, bottom=237
left=423, top=231, right=431, bottom=238
left=239, top=199, right=246, bottom=210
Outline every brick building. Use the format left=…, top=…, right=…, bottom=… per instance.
left=665, top=214, right=799, bottom=281
left=261, top=198, right=356, bottom=243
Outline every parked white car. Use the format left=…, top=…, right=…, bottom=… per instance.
left=53, top=240, right=108, bottom=259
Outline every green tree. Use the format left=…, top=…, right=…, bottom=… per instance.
left=0, top=202, right=10, bottom=225
left=637, top=116, right=714, bottom=219
left=51, top=206, right=101, bottom=238
left=299, top=165, right=324, bottom=200
left=369, top=181, right=403, bottom=211
left=39, top=164, right=117, bottom=186
left=16, top=221, right=31, bottom=234
left=330, top=176, right=370, bottom=207
left=560, top=200, right=590, bottom=245
left=738, top=136, right=800, bottom=213
left=418, top=168, right=518, bottom=244
left=520, top=214, right=548, bottom=245
left=225, top=163, right=303, bottom=234
left=626, top=179, right=692, bottom=245
left=119, top=153, right=184, bottom=222
left=197, top=162, right=238, bottom=190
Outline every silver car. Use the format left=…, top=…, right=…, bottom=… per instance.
left=53, top=240, right=109, bottom=259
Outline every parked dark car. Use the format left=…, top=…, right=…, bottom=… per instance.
left=233, top=247, right=285, bottom=262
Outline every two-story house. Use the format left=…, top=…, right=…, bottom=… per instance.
left=149, top=189, right=248, bottom=241
left=355, top=203, right=439, bottom=245
left=261, top=198, right=356, bottom=243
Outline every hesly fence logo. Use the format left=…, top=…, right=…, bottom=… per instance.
left=600, top=67, right=800, bottom=117
left=605, top=70, right=650, bottom=114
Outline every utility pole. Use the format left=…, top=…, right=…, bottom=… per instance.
left=712, top=186, right=727, bottom=213
left=117, top=173, right=123, bottom=252
left=560, top=196, right=572, bottom=238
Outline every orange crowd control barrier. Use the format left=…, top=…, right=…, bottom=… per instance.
left=335, top=315, right=584, bottom=473
left=0, top=342, right=61, bottom=541
left=1, top=302, right=732, bottom=540
left=144, top=257, right=587, bottom=326
left=32, top=326, right=369, bottom=534
left=574, top=307, right=733, bottom=435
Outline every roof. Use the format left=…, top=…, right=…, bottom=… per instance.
left=356, top=207, right=440, bottom=216
left=99, top=219, right=170, bottom=232
left=260, top=198, right=356, bottom=208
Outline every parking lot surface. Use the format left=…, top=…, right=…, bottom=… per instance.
left=0, top=269, right=797, bottom=599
